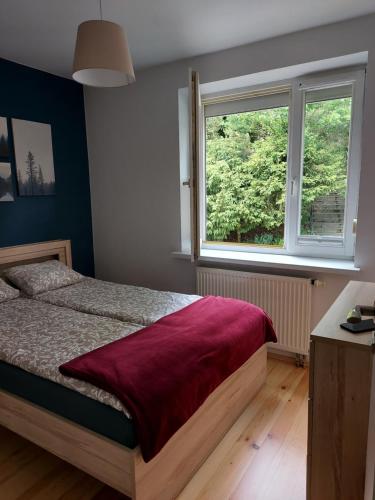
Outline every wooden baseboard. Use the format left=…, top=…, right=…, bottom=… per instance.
left=268, top=349, right=310, bottom=367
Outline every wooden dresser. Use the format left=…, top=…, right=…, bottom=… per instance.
left=307, top=281, right=375, bottom=500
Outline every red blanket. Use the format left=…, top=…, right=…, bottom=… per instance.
left=59, top=296, right=276, bottom=462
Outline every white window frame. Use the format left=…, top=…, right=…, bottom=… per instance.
left=199, top=67, right=365, bottom=260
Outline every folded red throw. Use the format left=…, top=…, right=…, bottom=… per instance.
left=59, top=296, right=277, bottom=462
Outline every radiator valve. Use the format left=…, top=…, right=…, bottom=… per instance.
left=311, top=279, right=325, bottom=288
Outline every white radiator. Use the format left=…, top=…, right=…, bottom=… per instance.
left=196, top=267, right=312, bottom=356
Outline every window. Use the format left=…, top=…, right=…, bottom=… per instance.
left=198, top=69, right=364, bottom=260
left=300, top=87, right=352, bottom=239
left=203, top=92, right=290, bottom=250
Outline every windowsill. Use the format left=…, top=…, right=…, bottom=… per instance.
left=172, top=248, right=360, bottom=274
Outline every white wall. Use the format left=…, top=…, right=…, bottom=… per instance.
left=84, top=14, right=375, bottom=328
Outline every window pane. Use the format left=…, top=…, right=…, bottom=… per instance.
left=300, top=91, right=352, bottom=238
left=205, top=107, right=288, bottom=247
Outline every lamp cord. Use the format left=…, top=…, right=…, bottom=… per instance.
left=99, top=0, right=103, bottom=20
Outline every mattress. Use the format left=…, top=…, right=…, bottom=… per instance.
left=0, top=298, right=142, bottom=414
left=36, top=277, right=201, bottom=326
left=0, top=283, right=199, bottom=448
left=0, top=360, right=137, bottom=448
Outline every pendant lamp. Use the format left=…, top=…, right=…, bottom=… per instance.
left=72, top=0, right=135, bottom=87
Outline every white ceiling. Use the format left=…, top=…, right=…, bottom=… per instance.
left=0, top=0, right=374, bottom=79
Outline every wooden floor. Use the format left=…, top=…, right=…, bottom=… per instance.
left=0, top=359, right=308, bottom=500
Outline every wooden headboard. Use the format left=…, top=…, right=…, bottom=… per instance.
left=0, top=240, right=72, bottom=271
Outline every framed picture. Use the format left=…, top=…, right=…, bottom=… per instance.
left=0, top=162, right=14, bottom=202
left=0, top=117, right=9, bottom=158
left=12, top=118, right=56, bottom=196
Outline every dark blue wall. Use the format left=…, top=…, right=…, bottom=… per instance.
left=0, top=58, right=94, bottom=275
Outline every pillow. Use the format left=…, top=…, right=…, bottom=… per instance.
left=5, top=260, right=84, bottom=296
left=0, top=277, right=20, bottom=303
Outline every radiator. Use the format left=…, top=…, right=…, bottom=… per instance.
left=196, top=267, right=312, bottom=356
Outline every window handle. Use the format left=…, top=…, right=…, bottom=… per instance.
left=183, top=179, right=191, bottom=188
left=353, top=218, right=357, bottom=235
left=291, top=177, right=298, bottom=196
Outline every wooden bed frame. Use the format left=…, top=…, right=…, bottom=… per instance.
left=0, top=240, right=268, bottom=499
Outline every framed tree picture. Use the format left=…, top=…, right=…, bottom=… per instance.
left=0, top=162, right=14, bottom=202
left=0, top=117, right=10, bottom=158
left=12, top=118, right=56, bottom=196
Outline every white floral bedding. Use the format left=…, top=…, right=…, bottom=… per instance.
left=5, top=260, right=83, bottom=296
left=36, top=278, right=201, bottom=325
left=0, top=298, right=142, bottom=414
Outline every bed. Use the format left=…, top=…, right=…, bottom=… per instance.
left=0, top=297, right=139, bottom=446
left=35, top=275, right=201, bottom=326
left=0, top=240, right=270, bottom=499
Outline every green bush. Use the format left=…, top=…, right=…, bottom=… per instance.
left=253, top=233, right=284, bottom=246
left=205, top=98, right=351, bottom=243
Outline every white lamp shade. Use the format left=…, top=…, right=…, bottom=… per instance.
left=73, top=20, right=135, bottom=87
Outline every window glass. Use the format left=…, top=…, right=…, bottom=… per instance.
left=205, top=106, right=289, bottom=247
left=300, top=87, right=352, bottom=238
